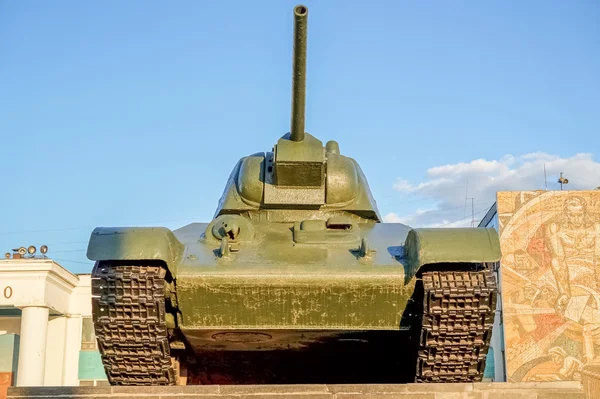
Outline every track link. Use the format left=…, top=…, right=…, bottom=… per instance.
left=416, top=269, right=497, bottom=383
left=91, top=261, right=176, bottom=385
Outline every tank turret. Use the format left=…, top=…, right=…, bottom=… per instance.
left=214, top=5, right=381, bottom=221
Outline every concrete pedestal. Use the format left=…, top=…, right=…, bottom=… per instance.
left=6, top=381, right=588, bottom=398
left=16, top=307, right=49, bottom=386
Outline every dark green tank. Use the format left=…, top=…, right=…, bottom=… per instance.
left=87, top=5, right=501, bottom=386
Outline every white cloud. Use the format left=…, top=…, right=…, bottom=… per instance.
left=385, top=152, right=600, bottom=228
left=383, top=212, right=409, bottom=223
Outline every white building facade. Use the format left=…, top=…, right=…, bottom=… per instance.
left=0, top=258, right=107, bottom=390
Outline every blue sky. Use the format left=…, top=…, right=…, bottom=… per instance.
left=1, top=0, right=599, bottom=273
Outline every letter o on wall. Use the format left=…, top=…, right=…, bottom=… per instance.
left=3, top=286, right=12, bottom=299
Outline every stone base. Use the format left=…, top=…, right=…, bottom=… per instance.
left=6, top=381, right=591, bottom=399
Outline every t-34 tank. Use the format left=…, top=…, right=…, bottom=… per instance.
left=87, top=5, right=501, bottom=386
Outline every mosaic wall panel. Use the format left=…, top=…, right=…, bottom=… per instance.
left=497, top=190, right=600, bottom=382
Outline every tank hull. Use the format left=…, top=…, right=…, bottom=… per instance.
left=175, top=269, right=418, bottom=384
left=179, top=329, right=418, bottom=385
left=176, top=270, right=415, bottom=331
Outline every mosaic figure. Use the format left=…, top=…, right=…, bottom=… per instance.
left=497, top=190, right=600, bottom=381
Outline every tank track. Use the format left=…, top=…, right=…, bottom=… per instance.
left=415, top=269, right=497, bottom=383
left=91, top=261, right=176, bottom=385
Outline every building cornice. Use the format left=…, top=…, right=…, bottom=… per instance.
left=0, top=259, right=81, bottom=315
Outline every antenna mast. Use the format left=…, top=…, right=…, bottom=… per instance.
left=464, top=180, right=469, bottom=217
left=558, top=172, right=569, bottom=191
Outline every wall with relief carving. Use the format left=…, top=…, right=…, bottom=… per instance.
left=496, top=190, right=600, bottom=382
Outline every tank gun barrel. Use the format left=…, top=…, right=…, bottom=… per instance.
left=290, top=5, right=308, bottom=142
